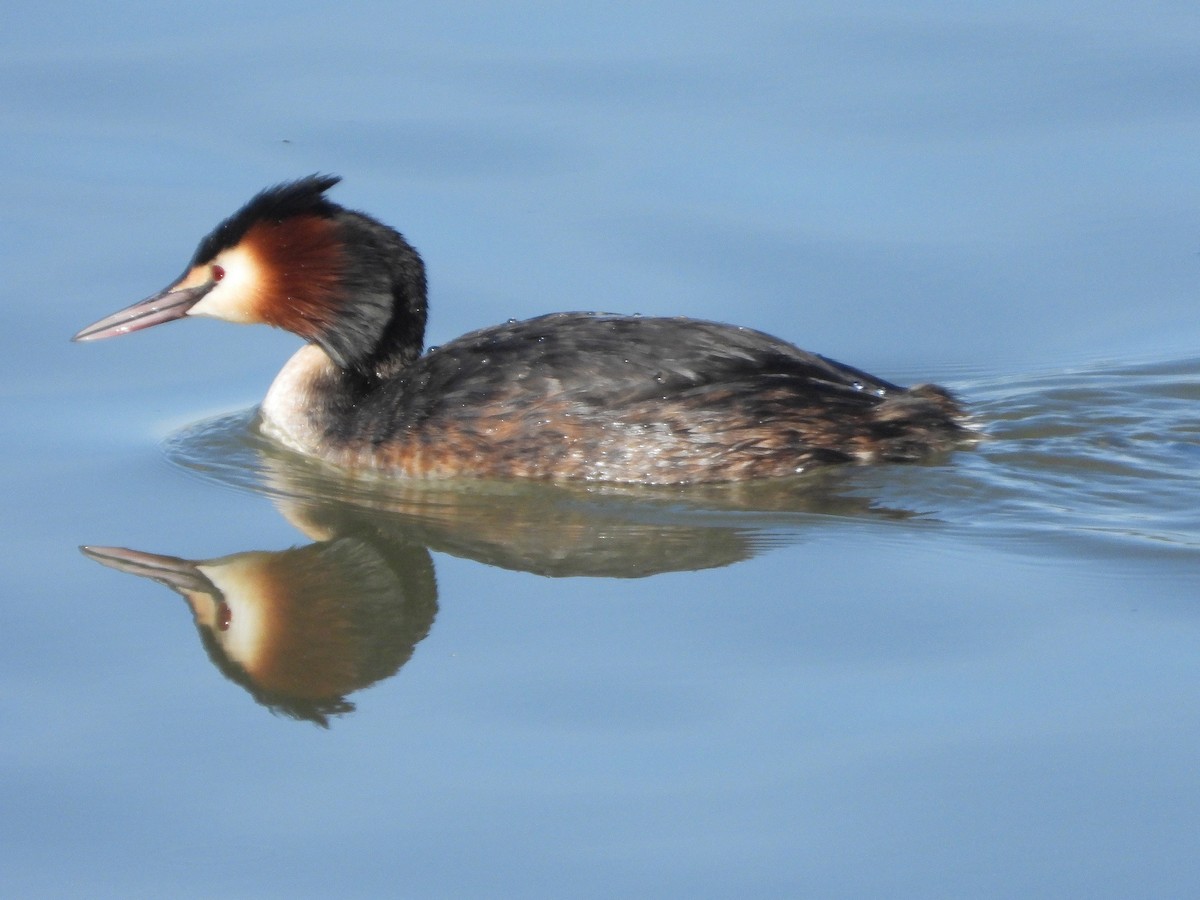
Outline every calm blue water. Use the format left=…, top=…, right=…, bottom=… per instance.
left=5, top=2, right=1200, bottom=897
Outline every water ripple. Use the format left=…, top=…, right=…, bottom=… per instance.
left=912, top=357, right=1200, bottom=554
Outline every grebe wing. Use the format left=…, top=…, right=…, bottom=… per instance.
left=412, top=313, right=900, bottom=411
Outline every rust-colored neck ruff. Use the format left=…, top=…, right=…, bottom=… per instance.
left=242, top=215, right=346, bottom=343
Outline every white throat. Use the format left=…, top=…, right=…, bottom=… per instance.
left=260, top=343, right=338, bottom=456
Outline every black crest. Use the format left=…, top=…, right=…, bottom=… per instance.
left=189, top=174, right=343, bottom=266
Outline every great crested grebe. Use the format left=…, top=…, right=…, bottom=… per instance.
left=73, top=175, right=966, bottom=483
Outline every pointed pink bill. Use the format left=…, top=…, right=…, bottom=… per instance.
left=79, top=545, right=214, bottom=594
left=71, top=280, right=216, bottom=342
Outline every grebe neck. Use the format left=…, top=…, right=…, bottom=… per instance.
left=260, top=343, right=388, bottom=457
left=315, top=209, right=428, bottom=379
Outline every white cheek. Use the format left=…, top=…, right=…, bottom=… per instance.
left=198, top=559, right=270, bottom=669
left=187, top=245, right=263, bottom=324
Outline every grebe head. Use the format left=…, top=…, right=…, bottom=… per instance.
left=72, top=175, right=428, bottom=374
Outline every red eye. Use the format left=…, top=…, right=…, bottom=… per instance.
left=212, top=264, right=225, bottom=281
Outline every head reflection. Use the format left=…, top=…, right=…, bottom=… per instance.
left=82, top=540, right=436, bottom=726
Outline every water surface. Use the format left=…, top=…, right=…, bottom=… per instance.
left=5, top=2, right=1200, bottom=897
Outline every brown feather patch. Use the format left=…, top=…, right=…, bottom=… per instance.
left=242, top=216, right=346, bottom=340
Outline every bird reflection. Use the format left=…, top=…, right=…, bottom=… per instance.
left=176, top=408, right=923, bottom=578
left=81, top=410, right=935, bottom=724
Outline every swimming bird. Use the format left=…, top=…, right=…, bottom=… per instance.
left=73, top=175, right=966, bottom=483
